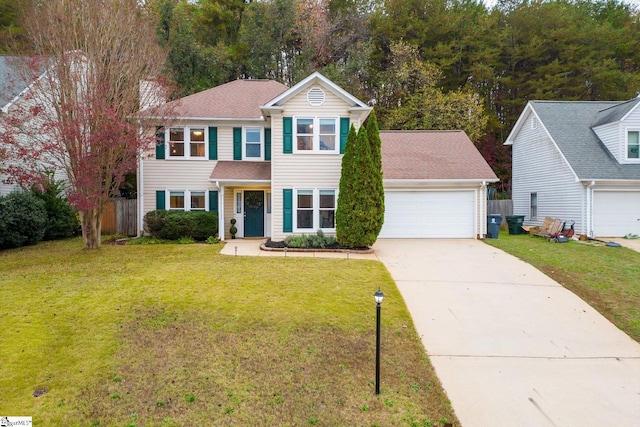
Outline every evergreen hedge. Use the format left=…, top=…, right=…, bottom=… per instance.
left=144, top=210, right=218, bottom=241
left=0, top=191, right=47, bottom=249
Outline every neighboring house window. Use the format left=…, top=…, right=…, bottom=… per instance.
left=294, top=117, right=338, bottom=153
left=294, top=188, right=337, bottom=230
left=530, top=192, right=538, bottom=219
left=531, top=117, right=538, bottom=129
left=168, top=190, right=208, bottom=211
left=168, top=127, right=206, bottom=159
left=245, top=127, right=263, bottom=159
left=627, top=130, right=639, bottom=159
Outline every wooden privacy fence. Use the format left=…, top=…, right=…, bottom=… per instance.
left=487, top=199, right=513, bottom=225
left=102, top=198, right=137, bottom=236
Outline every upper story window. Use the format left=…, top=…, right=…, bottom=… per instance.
left=627, top=130, right=639, bottom=160
left=294, top=117, right=338, bottom=153
left=168, top=127, right=206, bottom=159
left=245, top=127, right=263, bottom=159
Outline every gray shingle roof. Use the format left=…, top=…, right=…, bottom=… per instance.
left=0, top=56, right=27, bottom=107
left=530, top=100, right=640, bottom=180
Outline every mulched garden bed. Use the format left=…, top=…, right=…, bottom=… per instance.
left=262, top=238, right=372, bottom=253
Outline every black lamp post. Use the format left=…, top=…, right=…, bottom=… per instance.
left=374, top=288, right=384, bottom=395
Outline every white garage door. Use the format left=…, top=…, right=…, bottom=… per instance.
left=593, top=190, right=640, bottom=237
left=379, top=191, right=475, bottom=238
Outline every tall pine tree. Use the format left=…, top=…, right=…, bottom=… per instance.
left=336, top=124, right=379, bottom=247
left=365, top=109, right=385, bottom=238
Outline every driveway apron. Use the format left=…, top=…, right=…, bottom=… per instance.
left=373, top=239, right=640, bottom=427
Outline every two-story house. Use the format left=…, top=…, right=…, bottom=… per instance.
left=139, top=72, right=498, bottom=241
left=506, top=99, right=640, bottom=238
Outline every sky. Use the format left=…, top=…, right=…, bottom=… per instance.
left=481, top=0, right=640, bottom=8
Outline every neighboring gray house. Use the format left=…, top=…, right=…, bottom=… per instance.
left=0, top=55, right=65, bottom=195
left=505, top=99, right=640, bottom=238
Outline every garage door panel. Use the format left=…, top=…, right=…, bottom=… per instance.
left=380, top=191, right=475, bottom=238
left=593, top=191, right=640, bottom=237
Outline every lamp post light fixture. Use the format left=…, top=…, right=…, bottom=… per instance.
left=374, top=288, right=384, bottom=395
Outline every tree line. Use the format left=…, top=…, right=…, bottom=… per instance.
left=131, top=0, right=639, bottom=193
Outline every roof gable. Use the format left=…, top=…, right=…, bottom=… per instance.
left=261, top=72, right=371, bottom=114
left=380, top=131, right=498, bottom=181
left=591, top=97, right=640, bottom=127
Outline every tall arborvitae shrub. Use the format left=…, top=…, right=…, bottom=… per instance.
left=365, top=109, right=385, bottom=237
left=336, top=124, right=378, bottom=247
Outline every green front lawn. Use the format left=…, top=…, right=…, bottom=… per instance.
left=485, top=232, right=640, bottom=342
left=0, top=238, right=457, bottom=427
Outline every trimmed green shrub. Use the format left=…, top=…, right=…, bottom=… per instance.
left=0, top=191, right=48, bottom=249
left=284, top=231, right=336, bottom=248
left=31, top=178, right=80, bottom=240
left=144, top=210, right=218, bottom=241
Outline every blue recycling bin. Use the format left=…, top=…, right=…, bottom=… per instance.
left=487, top=214, right=502, bottom=239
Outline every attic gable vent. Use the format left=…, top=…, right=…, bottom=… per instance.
left=307, top=87, right=325, bottom=106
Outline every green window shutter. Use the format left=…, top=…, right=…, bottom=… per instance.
left=233, top=127, right=242, bottom=160
left=283, top=117, right=292, bottom=154
left=208, top=190, right=218, bottom=212
left=283, top=188, right=292, bottom=232
left=156, top=126, right=165, bottom=159
left=265, top=128, right=271, bottom=161
left=340, top=118, right=350, bottom=154
left=156, top=190, right=166, bottom=210
left=208, top=127, right=218, bottom=160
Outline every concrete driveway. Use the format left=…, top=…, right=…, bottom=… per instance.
left=373, top=239, right=640, bottom=427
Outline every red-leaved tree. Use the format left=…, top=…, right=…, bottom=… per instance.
left=1, top=0, right=169, bottom=249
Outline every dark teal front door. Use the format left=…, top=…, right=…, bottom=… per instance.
left=244, top=191, right=264, bottom=237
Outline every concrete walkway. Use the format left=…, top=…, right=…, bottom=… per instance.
left=221, top=238, right=640, bottom=426
left=373, top=239, right=640, bottom=427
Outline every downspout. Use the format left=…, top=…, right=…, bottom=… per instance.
left=479, top=180, right=487, bottom=239
left=586, top=180, right=595, bottom=238
left=215, top=180, right=223, bottom=241
left=138, top=156, right=144, bottom=236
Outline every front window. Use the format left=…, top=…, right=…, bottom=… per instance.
left=294, top=189, right=337, bottom=230
left=297, top=190, right=314, bottom=229
left=245, top=128, right=262, bottom=159
left=190, top=129, right=205, bottom=157
left=319, top=190, right=335, bottom=228
left=170, top=191, right=185, bottom=210
left=169, top=128, right=185, bottom=157
left=319, top=119, right=336, bottom=151
left=168, top=127, right=206, bottom=159
left=191, top=192, right=205, bottom=210
left=296, top=119, right=314, bottom=151
left=530, top=192, right=538, bottom=219
left=294, top=117, right=338, bottom=153
left=627, top=131, right=639, bottom=159
left=168, top=190, right=208, bottom=211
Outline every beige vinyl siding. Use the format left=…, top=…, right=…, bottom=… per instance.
left=512, top=113, right=583, bottom=232
left=270, top=88, right=363, bottom=240
left=142, top=158, right=217, bottom=217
